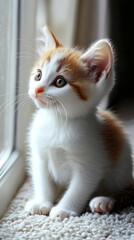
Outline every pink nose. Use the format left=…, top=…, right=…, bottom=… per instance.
left=35, top=87, right=44, bottom=98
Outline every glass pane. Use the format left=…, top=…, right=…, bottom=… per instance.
left=0, top=0, right=15, bottom=165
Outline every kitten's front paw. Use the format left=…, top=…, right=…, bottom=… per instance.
left=25, top=199, right=52, bottom=215
left=50, top=206, right=77, bottom=220
left=89, top=196, right=115, bottom=214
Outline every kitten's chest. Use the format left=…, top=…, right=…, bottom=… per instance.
left=32, top=110, right=78, bottom=150
left=48, top=148, right=72, bottom=185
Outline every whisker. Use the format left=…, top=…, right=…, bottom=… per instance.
left=0, top=90, right=27, bottom=98
left=55, top=101, right=63, bottom=127
left=42, top=94, right=68, bottom=128
left=14, top=96, right=29, bottom=115
left=54, top=96, right=68, bottom=128
left=50, top=99, right=61, bottom=124
left=36, top=93, right=68, bottom=129
left=0, top=94, right=29, bottom=117
left=0, top=98, right=12, bottom=112
left=0, top=99, right=15, bottom=117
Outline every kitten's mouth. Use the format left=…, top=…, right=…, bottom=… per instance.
left=36, top=96, right=46, bottom=105
left=36, top=95, right=55, bottom=108
left=37, top=96, right=46, bottom=105
left=33, top=93, right=59, bottom=109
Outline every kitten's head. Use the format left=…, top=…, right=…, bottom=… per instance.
left=29, top=26, right=114, bottom=118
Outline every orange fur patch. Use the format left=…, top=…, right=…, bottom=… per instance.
left=56, top=57, right=67, bottom=73
left=49, top=28, right=62, bottom=48
left=42, top=48, right=60, bottom=64
left=59, top=50, right=89, bottom=101
left=99, top=111, right=124, bottom=165
left=32, top=48, right=64, bottom=73
left=70, top=82, right=88, bottom=101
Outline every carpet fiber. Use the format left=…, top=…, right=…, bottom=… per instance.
left=0, top=180, right=134, bottom=240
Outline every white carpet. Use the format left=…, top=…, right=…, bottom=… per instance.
left=0, top=180, right=134, bottom=240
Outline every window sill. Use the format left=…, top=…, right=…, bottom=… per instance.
left=0, top=152, right=26, bottom=219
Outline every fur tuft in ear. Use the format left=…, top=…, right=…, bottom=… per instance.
left=81, top=39, right=113, bottom=83
left=37, top=26, right=62, bottom=55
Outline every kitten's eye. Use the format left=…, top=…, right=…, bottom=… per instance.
left=34, top=70, right=42, bottom=81
left=54, top=76, right=67, bottom=88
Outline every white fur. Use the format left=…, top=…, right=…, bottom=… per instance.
left=25, top=37, right=133, bottom=218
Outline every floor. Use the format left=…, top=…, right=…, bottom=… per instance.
left=0, top=179, right=134, bottom=240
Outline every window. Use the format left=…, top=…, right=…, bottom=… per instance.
left=0, top=0, right=15, bottom=173
left=0, top=0, right=36, bottom=218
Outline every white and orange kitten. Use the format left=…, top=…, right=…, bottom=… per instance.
left=25, top=26, right=133, bottom=219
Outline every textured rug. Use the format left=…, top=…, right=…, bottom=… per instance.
left=0, top=180, right=134, bottom=240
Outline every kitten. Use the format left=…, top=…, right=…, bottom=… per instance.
left=25, top=26, right=133, bottom=219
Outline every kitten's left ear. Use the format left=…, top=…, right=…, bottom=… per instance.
left=81, top=39, right=113, bottom=83
left=39, top=26, right=62, bottom=53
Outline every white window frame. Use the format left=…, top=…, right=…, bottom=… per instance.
left=0, top=0, right=37, bottom=219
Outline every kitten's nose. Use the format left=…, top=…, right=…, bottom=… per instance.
left=35, top=87, right=44, bottom=98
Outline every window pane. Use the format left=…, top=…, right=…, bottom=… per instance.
left=0, top=0, right=16, bottom=166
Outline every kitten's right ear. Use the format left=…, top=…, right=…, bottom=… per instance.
left=38, top=26, right=62, bottom=54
